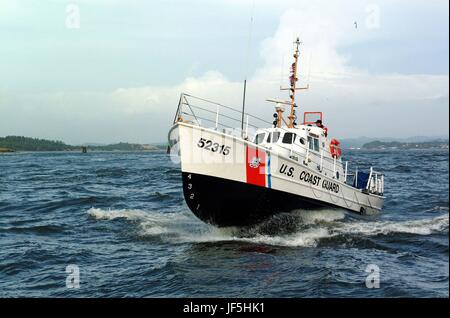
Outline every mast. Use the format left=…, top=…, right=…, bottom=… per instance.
left=280, top=37, right=309, bottom=128
left=267, top=37, right=308, bottom=129
left=288, top=38, right=300, bottom=128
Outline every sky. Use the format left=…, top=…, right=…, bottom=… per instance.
left=0, top=0, right=448, bottom=144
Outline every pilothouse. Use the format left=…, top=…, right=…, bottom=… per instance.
left=168, top=38, right=385, bottom=227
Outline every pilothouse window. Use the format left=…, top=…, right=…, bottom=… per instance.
left=308, top=136, right=320, bottom=152
left=282, top=132, right=296, bottom=144
left=314, top=138, right=320, bottom=152
left=273, top=131, right=281, bottom=143
left=308, top=136, right=313, bottom=150
left=267, top=131, right=281, bottom=143
left=254, top=133, right=266, bottom=145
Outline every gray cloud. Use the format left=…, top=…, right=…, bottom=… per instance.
left=0, top=0, right=448, bottom=144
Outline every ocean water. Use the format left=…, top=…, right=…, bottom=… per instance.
left=0, top=149, right=448, bottom=297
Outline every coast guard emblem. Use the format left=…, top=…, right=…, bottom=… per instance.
left=249, top=157, right=261, bottom=169
left=245, top=146, right=267, bottom=187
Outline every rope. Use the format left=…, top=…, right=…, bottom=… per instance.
left=329, top=188, right=340, bottom=204
left=366, top=193, right=375, bottom=210
left=340, top=187, right=355, bottom=208
left=353, top=191, right=361, bottom=207
left=310, top=180, right=323, bottom=199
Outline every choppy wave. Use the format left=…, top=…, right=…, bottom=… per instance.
left=88, top=207, right=148, bottom=220
left=2, top=150, right=448, bottom=297
left=87, top=207, right=449, bottom=248
left=333, top=214, right=449, bottom=236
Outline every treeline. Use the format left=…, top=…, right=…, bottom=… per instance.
left=0, top=136, right=163, bottom=152
left=0, top=136, right=75, bottom=151
left=89, top=142, right=159, bottom=151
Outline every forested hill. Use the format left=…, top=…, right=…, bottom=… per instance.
left=0, top=136, right=163, bottom=152
left=0, top=136, right=74, bottom=151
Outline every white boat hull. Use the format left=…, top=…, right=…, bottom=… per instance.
left=169, top=122, right=384, bottom=227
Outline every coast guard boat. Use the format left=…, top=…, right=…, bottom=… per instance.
left=168, top=38, right=385, bottom=227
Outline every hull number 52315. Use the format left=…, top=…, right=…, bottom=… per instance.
left=197, top=138, right=230, bottom=156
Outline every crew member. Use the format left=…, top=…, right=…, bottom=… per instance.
left=315, top=119, right=324, bottom=128
left=316, top=119, right=328, bottom=137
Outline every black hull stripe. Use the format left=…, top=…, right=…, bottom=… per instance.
left=182, top=172, right=357, bottom=227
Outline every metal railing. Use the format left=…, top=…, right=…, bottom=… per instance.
left=367, top=167, right=385, bottom=195
left=174, top=93, right=272, bottom=138
left=344, top=168, right=384, bottom=195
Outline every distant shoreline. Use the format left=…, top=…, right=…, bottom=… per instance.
left=1, top=135, right=448, bottom=152
left=0, top=149, right=166, bottom=154
left=360, top=140, right=449, bottom=150
left=0, top=136, right=167, bottom=152
left=0, top=147, right=15, bottom=153
left=347, top=147, right=449, bottom=151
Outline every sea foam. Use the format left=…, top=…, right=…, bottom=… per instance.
left=87, top=207, right=448, bottom=247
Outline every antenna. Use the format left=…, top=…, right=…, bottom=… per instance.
left=279, top=55, right=285, bottom=90
left=307, top=51, right=312, bottom=86
left=241, top=0, right=255, bottom=137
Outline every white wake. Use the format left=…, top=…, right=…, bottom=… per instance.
left=87, top=207, right=449, bottom=248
